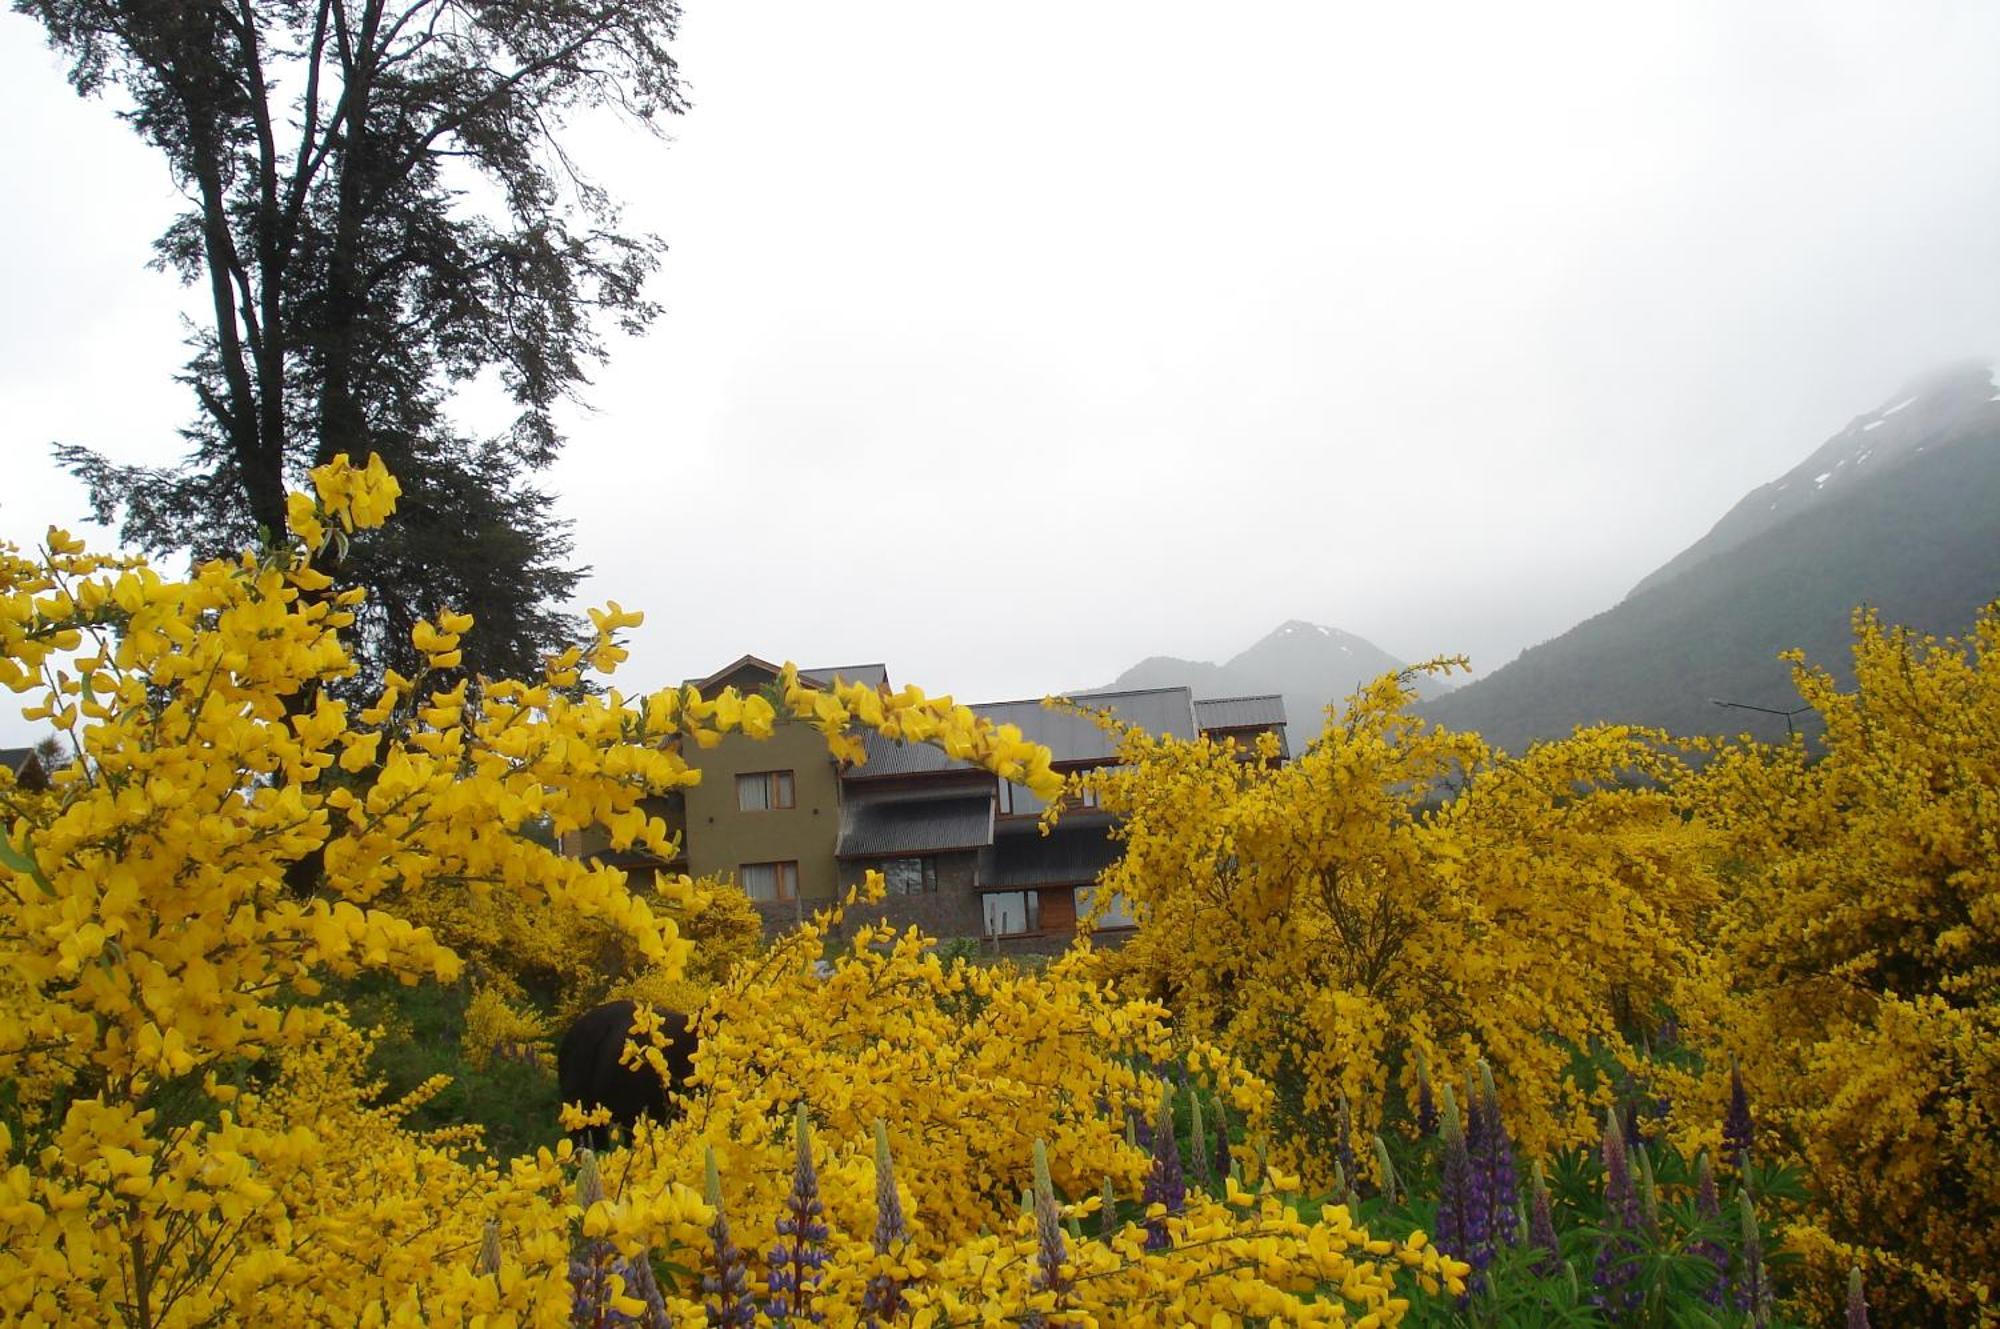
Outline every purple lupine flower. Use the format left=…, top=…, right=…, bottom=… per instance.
left=1846, top=1267, right=1871, bottom=1329
left=571, top=1150, right=649, bottom=1329
left=626, top=1255, right=674, bottom=1329
left=861, top=1121, right=910, bottom=1322
left=1634, top=1144, right=1661, bottom=1240
left=1142, top=1084, right=1185, bottom=1251
left=1211, top=1096, right=1232, bottom=1184
left=701, top=1147, right=754, bottom=1328
left=767, top=1105, right=828, bottom=1323
left=1724, top=1062, right=1755, bottom=1179
left=1527, top=1161, right=1560, bottom=1278
left=1691, top=1152, right=1729, bottom=1306
left=1336, top=1093, right=1357, bottom=1192
left=477, top=1220, right=503, bottom=1281
left=1434, top=1088, right=1476, bottom=1279
left=1188, top=1094, right=1211, bottom=1190
left=1592, top=1107, right=1643, bottom=1319
left=1032, top=1140, right=1070, bottom=1301
left=1457, top=1086, right=1495, bottom=1284
left=1736, top=1189, right=1771, bottom=1327
left=1477, top=1064, right=1519, bottom=1249
left=1372, top=1135, right=1400, bottom=1207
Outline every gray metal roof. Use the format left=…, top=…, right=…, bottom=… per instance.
left=845, top=687, right=1197, bottom=779
left=980, top=822, right=1122, bottom=888
left=800, top=663, right=889, bottom=690
left=1195, top=695, right=1288, bottom=731
left=837, top=793, right=993, bottom=858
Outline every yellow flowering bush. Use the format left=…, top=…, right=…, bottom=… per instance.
left=1076, top=668, right=1718, bottom=1180
left=1678, top=607, right=2000, bottom=1324
left=0, top=456, right=1464, bottom=1325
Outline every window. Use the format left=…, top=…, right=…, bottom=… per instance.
left=881, top=857, right=938, bottom=895
left=1075, top=886, right=1139, bottom=930
left=982, top=890, right=1040, bottom=937
left=997, top=781, right=1045, bottom=817
left=739, top=861, right=799, bottom=901
left=736, top=770, right=796, bottom=811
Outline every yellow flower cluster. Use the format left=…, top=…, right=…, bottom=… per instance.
left=0, top=457, right=1176, bottom=1325
left=1074, top=665, right=1715, bottom=1180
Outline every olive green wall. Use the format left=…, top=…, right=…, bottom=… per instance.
left=680, top=719, right=842, bottom=901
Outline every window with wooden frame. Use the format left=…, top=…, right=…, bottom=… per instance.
left=739, top=861, right=799, bottom=902
left=982, top=889, right=1040, bottom=937
left=736, top=769, right=796, bottom=811
left=880, top=857, right=938, bottom=895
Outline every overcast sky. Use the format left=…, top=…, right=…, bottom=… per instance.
left=5, top=2, right=2000, bottom=746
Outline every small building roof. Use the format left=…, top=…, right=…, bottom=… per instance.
left=0, top=747, right=47, bottom=789
left=799, top=663, right=889, bottom=690
left=1195, top=694, right=1288, bottom=731
left=837, top=792, right=994, bottom=859
left=845, top=687, right=1199, bottom=780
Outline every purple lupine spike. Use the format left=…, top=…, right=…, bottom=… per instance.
left=1100, top=1176, right=1119, bottom=1242
left=1458, top=1086, right=1495, bottom=1284
left=571, top=1150, right=646, bottom=1329
left=1736, top=1188, right=1771, bottom=1326
left=1527, top=1161, right=1560, bottom=1278
left=701, top=1147, right=754, bottom=1328
left=1142, top=1083, right=1185, bottom=1251
left=1188, top=1094, right=1211, bottom=1190
left=767, top=1105, right=828, bottom=1323
left=861, top=1122, right=910, bottom=1322
left=1434, top=1088, right=1476, bottom=1280
left=1724, top=1062, right=1755, bottom=1179
left=1032, top=1140, right=1069, bottom=1301
left=1592, top=1107, right=1643, bottom=1319
left=1415, top=1054, right=1438, bottom=1136
left=1372, top=1135, right=1400, bottom=1207
left=1211, top=1096, right=1232, bottom=1184
left=1477, top=1064, right=1519, bottom=1249
left=1692, top=1152, right=1729, bottom=1307
left=1846, top=1267, right=1871, bottom=1329
left=1336, top=1093, right=1357, bottom=1192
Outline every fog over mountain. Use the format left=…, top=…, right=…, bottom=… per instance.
left=1094, top=620, right=1455, bottom=739
left=5, top=4, right=2000, bottom=747
left=1419, top=364, right=2000, bottom=751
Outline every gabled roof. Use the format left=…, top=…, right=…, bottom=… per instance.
left=686, top=657, right=891, bottom=694
left=684, top=654, right=785, bottom=693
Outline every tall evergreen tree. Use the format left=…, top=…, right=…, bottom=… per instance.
left=19, top=0, right=686, bottom=682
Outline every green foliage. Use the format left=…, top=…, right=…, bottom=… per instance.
left=336, top=974, right=564, bottom=1162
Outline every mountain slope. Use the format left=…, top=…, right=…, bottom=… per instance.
left=1096, top=620, right=1449, bottom=739
left=1422, top=367, right=2000, bottom=751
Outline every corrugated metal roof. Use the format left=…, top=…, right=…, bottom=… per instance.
left=980, top=822, right=1121, bottom=888
left=846, top=687, right=1198, bottom=778
left=838, top=793, right=993, bottom=858
left=800, top=663, right=889, bottom=690
left=1195, top=695, right=1288, bottom=731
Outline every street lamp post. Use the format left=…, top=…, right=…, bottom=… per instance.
left=1708, top=698, right=1813, bottom=739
